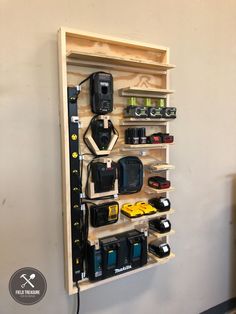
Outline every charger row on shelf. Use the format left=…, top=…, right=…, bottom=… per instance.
left=89, top=196, right=173, bottom=227
left=86, top=226, right=173, bottom=283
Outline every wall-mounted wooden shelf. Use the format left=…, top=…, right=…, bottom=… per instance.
left=75, top=252, right=175, bottom=293
left=120, top=118, right=171, bottom=126
left=147, top=164, right=175, bottom=172
left=58, top=27, right=176, bottom=295
left=67, top=51, right=175, bottom=72
left=149, top=229, right=175, bottom=239
left=144, top=187, right=175, bottom=194
left=123, top=143, right=173, bottom=150
left=119, top=86, right=174, bottom=98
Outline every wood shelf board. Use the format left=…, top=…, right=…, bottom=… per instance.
left=73, top=252, right=175, bottom=293
left=120, top=208, right=175, bottom=223
left=64, top=27, right=169, bottom=54
left=121, top=146, right=168, bottom=152
left=145, top=187, right=175, bottom=194
left=123, top=118, right=171, bottom=122
left=125, top=143, right=173, bottom=148
left=122, top=143, right=173, bottom=151
left=147, top=164, right=175, bottom=172
left=120, top=118, right=170, bottom=126
left=67, top=51, right=175, bottom=71
left=67, top=59, right=166, bottom=76
left=119, top=86, right=174, bottom=98
left=149, top=229, right=175, bottom=239
left=148, top=252, right=175, bottom=264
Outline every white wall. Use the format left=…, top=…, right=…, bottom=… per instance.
left=1, top=0, right=236, bottom=313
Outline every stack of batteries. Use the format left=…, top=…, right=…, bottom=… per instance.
left=125, top=127, right=174, bottom=145
left=125, top=128, right=147, bottom=144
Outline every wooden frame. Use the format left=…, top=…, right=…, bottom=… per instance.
left=58, top=27, right=175, bottom=295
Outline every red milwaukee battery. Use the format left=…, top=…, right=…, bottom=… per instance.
left=148, top=176, right=171, bottom=189
left=161, top=134, right=174, bottom=143
left=147, top=134, right=162, bottom=144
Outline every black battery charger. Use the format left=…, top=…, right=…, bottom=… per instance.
left=118, top=156, right=143, bottom=194
left=87, top=229, right=147, bottom=281
left=91, top=160, right=117, bottom=193
left=90, top=202, right=119, bottom=227
left=90, top=72, right=113, bottom=114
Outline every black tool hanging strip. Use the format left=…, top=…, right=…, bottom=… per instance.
left=67, top=86, right=84, bottom=282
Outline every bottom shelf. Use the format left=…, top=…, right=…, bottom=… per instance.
left=75, top=252, right=175, bottom=293
left=149, top=229, right=175, bottom=240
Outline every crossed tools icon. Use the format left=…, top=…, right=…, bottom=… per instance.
left=20, top=273, right=36, bottom=288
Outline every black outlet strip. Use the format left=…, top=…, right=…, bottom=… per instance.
left=67, top=86, right=84, bottom=282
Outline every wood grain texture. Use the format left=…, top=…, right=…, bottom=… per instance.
left=67, top=50, right=175, bottom=71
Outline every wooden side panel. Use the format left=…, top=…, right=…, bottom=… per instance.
left=58, top=29, right=74, bottom=295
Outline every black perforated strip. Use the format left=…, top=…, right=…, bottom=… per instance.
left=67, top=87, right=84, bottom=282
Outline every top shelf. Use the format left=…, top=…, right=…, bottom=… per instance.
left=67, top=51, right=176, bottom=72
left=119, top=87, right=174, bottom=98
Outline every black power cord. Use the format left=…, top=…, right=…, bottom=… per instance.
left=78, top=71, right=108, bottom=87
left=81, top=203, right=89, bottom=267
left=80, top=153, right=94, bottom=189
left=83, top=115, right=99, bottom=155
left=76, top=281, right=80, bottom=314
left=73, top=209, right=87, bottom=314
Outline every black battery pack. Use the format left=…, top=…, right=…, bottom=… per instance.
left=149, top=217, right=171, bottom=233
left=87, top=229, right=147, bottom=281
left=161, top=107, right=176, bottom=119
left=148, top=176, right=170, bottom=189
left=149, top=241, right=170, bottom=258
left=148, top=197, right=171, bottom=212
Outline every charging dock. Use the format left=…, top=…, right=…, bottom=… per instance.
left=86, top=157, right=119, bottom=199
left=87, top=180, right=118, bottom=199
left=84, top=115, right=118, bottom=156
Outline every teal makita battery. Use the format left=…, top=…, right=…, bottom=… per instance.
left=107, top=250, right=117, bottom=269
left=133, top=242, right=141, bottom=259
left=94, top=250, right=102, bottom=278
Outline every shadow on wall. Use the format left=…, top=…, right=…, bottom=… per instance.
left=79, top=267, right=170, bottom=314
left=230, top=175, right=236, bottom=296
